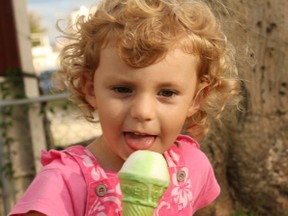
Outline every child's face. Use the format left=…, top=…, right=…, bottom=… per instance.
left=86, top=48, right=200, bottom=169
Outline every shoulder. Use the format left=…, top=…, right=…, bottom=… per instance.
left=175, top=135, right=220, bottom=212
left=9, top=146, right=87, bottom=216
left=175, top=134, right=200, bottom=149
left=41, top=145, right=90, bottom=180
left=176, top=134, right=209, bottom=164
left=41, top=145, right=86, bottom=167
left=173, top=134, right=213, bottom=176
left=40, top=145, right=95, bottom=180
left=39, top=145, right=91, bottom=199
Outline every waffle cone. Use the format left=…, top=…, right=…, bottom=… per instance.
left=119, top=175, right=168, bottom=216
left=122, top=202, right=154, bottom=216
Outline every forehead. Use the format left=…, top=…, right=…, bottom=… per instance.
left=98, top=47, right=200, bottom=71
left=95, top=48, right=200, bottom=87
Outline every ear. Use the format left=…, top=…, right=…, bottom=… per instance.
left=80, top=73, right=97, bottom=109
left=186, top=82, right=210, bottom=117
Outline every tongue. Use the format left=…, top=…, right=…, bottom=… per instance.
left=124, top=133, right=156, bottom=150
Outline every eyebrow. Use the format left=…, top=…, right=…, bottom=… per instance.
left=104, top=75, right=185, bottom=92
left=102, top=74, right=134, bottom=85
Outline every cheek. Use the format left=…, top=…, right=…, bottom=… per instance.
left=97, top=112, right=116, bottom=138
left=162, top=109, right=187, bottom=132
left=97, top=102, right=124, bottom=128
left=98, top=100, right=125, bottom=119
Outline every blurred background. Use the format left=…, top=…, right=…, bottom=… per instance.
left=0, top=0, right=102, bottom=215
left=0, top=0, right=287, bottom=215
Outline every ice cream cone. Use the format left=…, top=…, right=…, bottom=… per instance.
left=119, top=150, right=170, bottom=216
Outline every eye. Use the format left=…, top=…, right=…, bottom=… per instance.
left=112, top=86, right=132, bottom=94
left=158, top=89, right=178, bottom=97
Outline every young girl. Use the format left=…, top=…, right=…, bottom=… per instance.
left=9, top=0, right=241, bottom=215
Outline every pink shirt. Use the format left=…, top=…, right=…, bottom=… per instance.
left=9, top=135, right=220, bottom=216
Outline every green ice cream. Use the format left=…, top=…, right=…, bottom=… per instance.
left=119, top=150, right=170, bottom=216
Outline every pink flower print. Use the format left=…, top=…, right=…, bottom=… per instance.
left=88, top=193, right=121, bottom=216
left=91, top=166, right=107, bottom=181
left=164, top=149, right=180, bottom=167
left=88, top=200, right=105, bottom=216
left=171, top=167, right=193, bottom=210
left=88, top=183, right=122, bottom=216
left=155, top=201, right=171, bottom=215
left=83, top=155, right=94, bottom=167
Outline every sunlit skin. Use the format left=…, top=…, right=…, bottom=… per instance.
left=84, top=48, right=203, bottom=172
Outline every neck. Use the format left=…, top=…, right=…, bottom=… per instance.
left=87, top=136, right=124, bottom=172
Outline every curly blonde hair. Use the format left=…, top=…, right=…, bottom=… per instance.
left=59, top=0, right=241, bottom=139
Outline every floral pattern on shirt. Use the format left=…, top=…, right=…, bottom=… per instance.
left=171, top=167, right=193, bottom=210
left=65, top=143, right=193, bottom=215
left=87, top=187, right=121, bottom=216
left=66, top=148, right=122, bottom=216
left=155, top=149, right=193, bottom=215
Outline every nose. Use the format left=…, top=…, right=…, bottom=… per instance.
left=130, top=94, right=155, bottom=121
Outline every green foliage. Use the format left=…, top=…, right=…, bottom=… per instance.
left=233, top=209, right=256, bottom=216
left=0, top=68, right=25, bottom=99
left=0, top=68, right=71, bottom=185
left=0, top=68, right=26, bottom=184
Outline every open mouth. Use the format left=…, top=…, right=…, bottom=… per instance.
left=124, top=132, right=156, bottom=150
